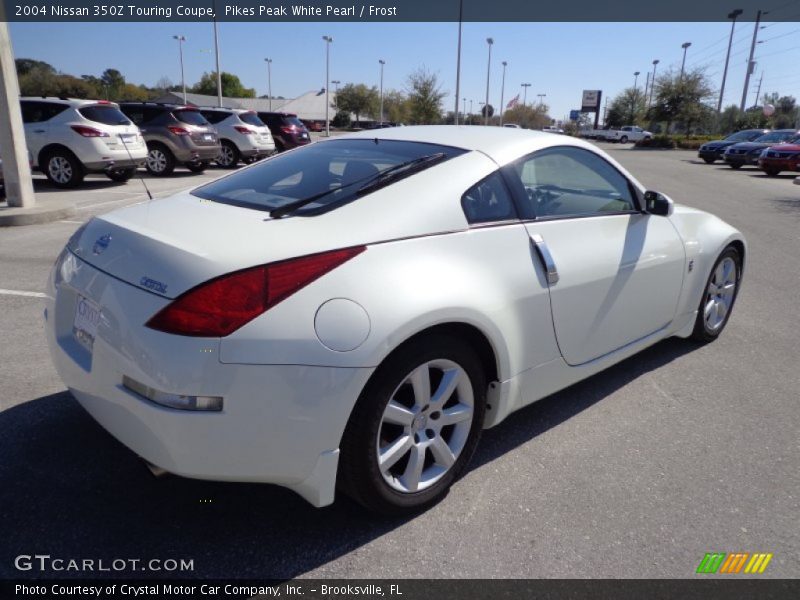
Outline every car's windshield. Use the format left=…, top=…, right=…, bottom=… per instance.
left=239, top=112, right=266, bottom=127
left=191, top=139, right=466, bottom=216
left=754, top=131, right=796, bottom=143
left=726, top=130, right=762, bottom=142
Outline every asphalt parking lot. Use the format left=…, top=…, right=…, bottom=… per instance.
left=0, top=143, right=797, bottom=579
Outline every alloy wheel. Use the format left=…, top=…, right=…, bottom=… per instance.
left=147, top=149, right=167, bottom=173
left=704, top=257, right=737, bottom=332
left=48, top=156, right=73, bottom=184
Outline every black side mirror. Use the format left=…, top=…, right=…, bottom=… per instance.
left=643, top=190, right=674, bottom=216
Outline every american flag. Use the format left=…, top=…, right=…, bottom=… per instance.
left=506, top=94, right=520, bottom=109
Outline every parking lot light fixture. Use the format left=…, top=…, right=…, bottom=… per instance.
left=537, top=93, right=546, bottom=108
left=521, top=83, right=531, bottom=107
left=499, top=61, right=507, bottom=126
left=322, top=36, right=333, bottom=136
left=649, top=59, right=659, bottom=107
left=264, top=58, right=272, bottom=111
left=484, top=37, right=493, bottom=126
left=379, top=60, right=385, bottom=124
left=173, top=35, right=186, bottom=104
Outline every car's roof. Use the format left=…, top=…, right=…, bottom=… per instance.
left=336, top=125, right=593, bottom=166
left=20, top=97, right=116, bottom=107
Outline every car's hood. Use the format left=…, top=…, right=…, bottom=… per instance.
left=765, top=143, right=800, bottom=152
left=728, top=141, right=778, bottom=151
left=702, top=140, right=736, bottom=148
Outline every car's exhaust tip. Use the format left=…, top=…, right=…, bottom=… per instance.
left=143, top=460, right=170, bottom=478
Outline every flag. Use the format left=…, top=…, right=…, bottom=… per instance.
left=506, top=94, right=520, bottom=109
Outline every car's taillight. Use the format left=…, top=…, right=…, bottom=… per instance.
left=280, top=126, right=297, bottom=134
left=167, top=126, right=190, bottom=136
left=146, top=246, right=366, bottom=337
left=234, top=125, right=254, bottom=134
left=71, top=125, right=109, bottom=137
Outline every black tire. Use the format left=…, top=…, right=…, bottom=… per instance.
left=42, top=149, right=85, bottom=188
left=729, top=163, right=742, bottom=170
left=106, top=167, right=136, bottom=182
left=216, top=140, right=240, bottom=168
left=145, top=144, right=175, bottom=176
left=763, top=168, right=780, bottom=176
left=690, top=246, right=742, bottom=343
left=619, top=135, right=629, bottom=144
left=703, top=157, right=716, bottom=164
left=338, top=334, right=487, bottom=515
left=186, top=161, right=209, bottom=173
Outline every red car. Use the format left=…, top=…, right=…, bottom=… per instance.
left=758, top=141, right=800, bottom=176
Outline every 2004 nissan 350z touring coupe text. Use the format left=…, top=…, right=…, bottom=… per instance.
left=45, top=126, right=745, bottom=514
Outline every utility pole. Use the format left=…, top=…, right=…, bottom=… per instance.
left=454, top=0, right=463, bottom=125
left=378, top=59, right=385, bottom=124
left=718, top=9, right=743, bottom=113
left=484, top=37, right=493, bottom=126
left=740, top=9, right=762, bottom=112
left=173, top=35, right=186, bottom=104
left=680, top=42, right=692, bottom=80
left=752, top=71, right=763, bottom=109
left=499, top=61, right=507, bottom=126
left=322, top=35, right=332, bottom=136
left=213, top=20, right=222, bottom=107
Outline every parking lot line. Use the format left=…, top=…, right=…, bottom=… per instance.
left=0, top=288, right=46, bottom=298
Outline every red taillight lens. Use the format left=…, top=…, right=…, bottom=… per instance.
left=167, top=126, right=190, bottom=136
left=280, top=126, right=298, bottom=134
left=234, top=125, right=254, bottom=134
left=71, top=125, right=109, bottom=137
left=146, top=246, right=366, bottom=337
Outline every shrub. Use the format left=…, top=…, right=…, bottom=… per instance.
left=635, top=135, right=676, bottom=149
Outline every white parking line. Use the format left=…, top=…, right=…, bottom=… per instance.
left=77, top=198, right=142, bottom=210
left=0, top=289, right=46, bottom=298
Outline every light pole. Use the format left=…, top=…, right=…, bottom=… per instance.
left=680, top=42, right=692, bottom=80
left=537, top=93, right=546, bottom=108
left=264, top=58, right=272, bottom=111
left=378, top=59, right=385, bottom=125
left=469, top=99, right=473, bottom=120
left=484, top=37, right=493, bottom=125
left=462, top=97, right=466, bottom=123
left=632, top=72, right=640, bottom=123
left=454, top=0, right=463, bottom=125
left=213, top=20, right=222, bottom=107
left=331, top=80, right=340, bottom=108
left=718, top=9, right=743, bottom=113
left=322, top=35, right=332, bottom=136
left=521, top=83, right=531, bottom=107
left=499, top=61, right=507, bottom=126
left=649, top=59, right=659, bottom=107
left=173, top=35, right=186, bottom=104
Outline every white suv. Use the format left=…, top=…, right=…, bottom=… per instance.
left=199, top=108, right=275, bottom=168
left=21, top=98, right=147, bottom=188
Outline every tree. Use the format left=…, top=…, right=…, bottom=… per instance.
left=405, top=67, right=446, bottom=124
left=336, top=83, right=379, bottom=125
left=332, top=110, right=352, bottom=128
left=191, top=72, right=256, bottom=98
left=382, top=89, right=410, bottom=123
left=649, top=67, right=715, bottom=133
left=101, top=68, right=126, bottom=100
left=15, top=58, right=56, bottom=77
left=761, top=93, right=799, bottom=129
left=502, top=104, right=551, bottom=129
left=606, top=87, right=646, bottom=128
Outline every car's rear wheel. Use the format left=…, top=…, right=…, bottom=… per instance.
left=216, top=141, right=240, bottom=168
left=691, top=247, right=742, bottom=343
left=186, top=161, right=208, bottom=173
left=43, top=149, right=84, bottom=188
left=145, top=144, right=175, bottom=176
left=339, top=335, right=486, bottom=514
left=619, top=135, right=629, bottom=143
left=106, top=167, right=136, bottom=182
left=729, top=163, right=742, bottom=170
left=703, top=157, right=716, bottom=164
left=763, top=167, right=780, bottom=176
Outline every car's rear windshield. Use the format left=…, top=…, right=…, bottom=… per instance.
left=192, top=139, right=466, bottom=216
left=174, top=109, right=209, bottom=126
left=284, top=116, right=306, bottom=129
left=239, top=112, right=266, bottom=127
left=726, top=130, right=762, bottom=142
left=755, top=131, right=796, bottom=143
left=79, top=105, right=131, bottom=126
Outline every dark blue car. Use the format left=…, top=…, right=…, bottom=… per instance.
left=723, top=130, right=800, bottom=169
left=698, top=129, right=769, bottom=163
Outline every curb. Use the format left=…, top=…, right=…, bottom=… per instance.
left=0, top=201, right=77, bottom=226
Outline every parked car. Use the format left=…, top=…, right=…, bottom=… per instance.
left=118, top=103, right=220, bottom=176
left=542, top=126, right=565, bottom=134
left=723, top=129, right=800, bottom=169
left=697, top=129, right=770, bottom=163
left=757, top=140, right=800, bottom=176
left=46, top=126, right=745, bottom=514
left=601, top=125, right=653, bottom=143
left=502, top=123, right=521, bottom=129
left=257, top=111, right=311, bottom=151
left=200, top=108, right=275, bottom=168
left=20, top=97, right=146, bottom=188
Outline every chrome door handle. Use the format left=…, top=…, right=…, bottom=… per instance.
left=530, top=234, right=559, bottom=285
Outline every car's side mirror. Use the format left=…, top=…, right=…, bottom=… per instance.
left=643, top=190, right=674, bottom=216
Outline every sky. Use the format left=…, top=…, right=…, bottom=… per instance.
left=9, top=13, right=800, bottom=123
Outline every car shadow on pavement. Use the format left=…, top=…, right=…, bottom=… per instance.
left=0, top=338, right=697, bottom=580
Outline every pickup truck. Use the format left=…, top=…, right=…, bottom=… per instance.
left=601, top=126, right=653, bottom=143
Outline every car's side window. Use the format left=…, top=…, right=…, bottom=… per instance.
left=461, top=171, right=517, bottom=224
left=511, top=146, right=637, bottom=219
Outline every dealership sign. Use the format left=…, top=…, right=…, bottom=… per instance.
left=581, top=90, right=602, bottom=112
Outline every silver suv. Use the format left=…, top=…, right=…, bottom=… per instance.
left=21, top=98, right=146, bottom=188
left=199, top=108, right=275, bottom=168
left=119, top=103, right=220, bottom=176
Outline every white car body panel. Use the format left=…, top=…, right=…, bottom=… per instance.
left=46, top=126, right=745, bottom=507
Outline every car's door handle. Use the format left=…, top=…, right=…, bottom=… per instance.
left=530, top=234, right=559, bottom=285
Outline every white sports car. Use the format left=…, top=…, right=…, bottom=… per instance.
left=45, top=126, right=745, bottom=514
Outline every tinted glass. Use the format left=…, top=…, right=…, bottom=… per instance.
left=78, top=105, right=132, bottom=126
left=462, top=172, right=516, bottom=224
left=201, top=110, right=230, bottom=124
left=726, top=130, right=763, bottom=142
left=120, top=105, right=144, bottom=125
left=755, top=131, right=797, bottom=143
left=21, top=101, right=68, bottom=123
left=174, top=109, right=209, bottom=125
left=511, top=146, right=636, bottom=219
left=192, top=139, right=466, bottom=215
left=239, top=112, right=266, bottom=127
left=285, top=116, right=306, bottom=129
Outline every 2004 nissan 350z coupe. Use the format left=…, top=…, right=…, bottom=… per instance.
left=45, top=126, right=745, bottom=514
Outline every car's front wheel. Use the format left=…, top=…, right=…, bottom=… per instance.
left=691, top=246, right=742, bottom=343
left=339, top=335, right=486, bottom=514
left=703, top=157, right=716, bottom=164
left=619, top=135, right=629, bottom=143
left=729, top=163, right=742, bottom=170
left=763, top=168, right=780, bottom=176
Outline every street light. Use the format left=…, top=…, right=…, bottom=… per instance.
left=213, top=20, right=222, bottom=107
left=454, top=0, right=463, bottom=125
left=484, top=37, right=493, bottom=125
left=632, top=72, right=641, bottom=123
left=680, top=42, right=692, bottom=80
left=521, top=83, right=531, bottom=107
left=322, top=35, right=332, bottom=136
left=718, top=9, right=743, bottom=113
left=331, top=80, right=340, bottom=108
left=537, top=93, right=546, bottom=107
left=462, top=97, right=467, bottom=123
left=378, top=59, right=385, bottom=125
left=264, top=58, right=272, bottom=111
left=649, top=59, right=659, bottom=107
left=499, top=61, right=507, bottom=126
left=173, top=35, right=186, bottom=104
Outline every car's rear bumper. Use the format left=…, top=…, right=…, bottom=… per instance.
left=83, top=157, right=145, bottom=171
left=45, top=251, right=373, bottom=507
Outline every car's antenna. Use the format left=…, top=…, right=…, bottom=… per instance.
left=117, top=120, right=153, bottom=200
